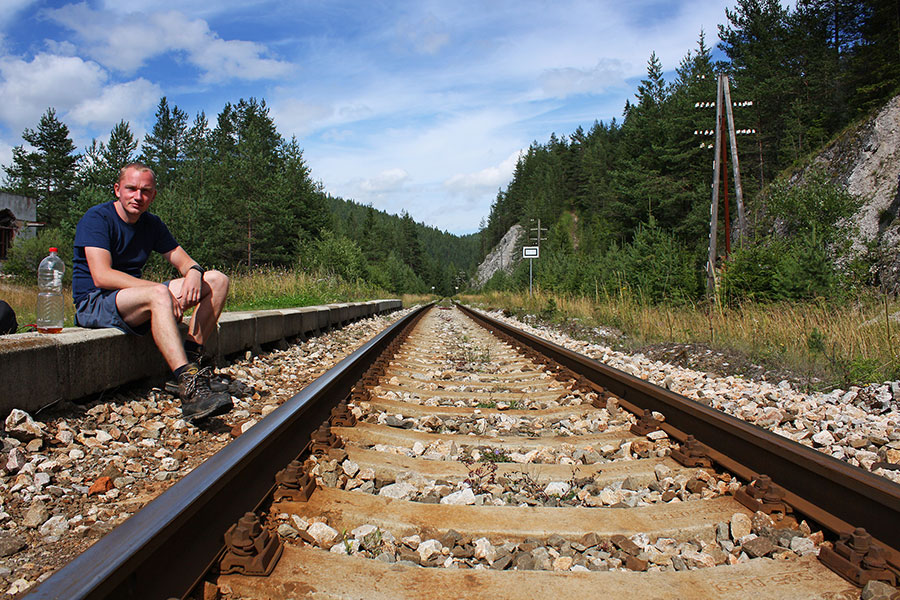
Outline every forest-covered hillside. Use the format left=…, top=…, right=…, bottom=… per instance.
left=481, top=0, right=900, bottom=302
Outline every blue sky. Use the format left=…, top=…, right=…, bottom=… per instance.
left=0, top=0, right=735, bottom=234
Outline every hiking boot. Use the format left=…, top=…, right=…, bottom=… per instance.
left=178, top=364, right=233, bottom=422
left=184, top=348, right=231, bottom=392
left=166, top=369, right=231, bottom=396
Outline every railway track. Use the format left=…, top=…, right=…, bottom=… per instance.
left=25, top=304, right=900, bottom=599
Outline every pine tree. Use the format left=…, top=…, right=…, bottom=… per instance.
left=105, top=121, right=138, bottom=175
left=278, top=136, right=329, bottom=246
left=4, top=108, right=79, bottom=225
left=207, top=98, right=304, bottom=266
left=846, top=0, right=900, bottom=114
left=141, top=97, right=188, bottom=190
left=79, top=120, right=139, bottom=190
left=718, top=0, right=792, bottom=186
left=399, top=211, right=425, bottom=277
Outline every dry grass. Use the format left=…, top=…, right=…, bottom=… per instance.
left=401, top=293, right=440, bottom=307
left=224, top=267, right=388, bottom=310
left=0, top=280, right=76, bottom=330
left=462, top=288, right=900, bottom=388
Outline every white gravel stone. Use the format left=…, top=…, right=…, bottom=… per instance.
left=544, top=481, right=571, bottom=496
left=654, top=464, right=672, bottom=480
left=342, top=460, right=360, bottom=478
left=351, top=524, right=378, bottom=538
left=378, top=483, right=416, bottom=500
left=5, top=410, right=44, bottom=441
left=276, top=523, right=298, bottom=538
left=730, top=513, right=752, bottom=540
left=473, top=537, right=496, bottom=562
left=38, top=515, right=69, bottom=538
left=55, top=430, right=74, bottom=445
left=418, top=539, right=443, bottom=562
left=307, top=522, right=339, bottom=547
left=291, top=515, right=309, bottom=531
left=5, top=579, right=31, bottom=596
left=4, top=448, right=26, bottom=473
left=440, top=488, right=477, bottom=505
left=790, top=536, right=818, bottom=556
left=812, top=430, right=836, bottom=446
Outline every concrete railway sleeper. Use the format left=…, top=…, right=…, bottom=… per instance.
left=23, top=304, right=900, bottom=599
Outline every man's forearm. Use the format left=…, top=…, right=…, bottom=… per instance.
left=90, top=268, right=158, bottom=291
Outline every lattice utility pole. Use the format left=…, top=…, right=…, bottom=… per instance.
left=526, top=218, right=547, bottom=298
left=530, top=218, right=547, bottom=247
left=694, top=73, right=755, bottom=295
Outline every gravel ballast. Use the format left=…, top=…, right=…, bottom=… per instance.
left=0, top=308, right=412, bottom=595
left=2, top=303, right=898, bottom=594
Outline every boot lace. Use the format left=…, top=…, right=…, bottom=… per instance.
left=181, top=366, right=214, bottom=400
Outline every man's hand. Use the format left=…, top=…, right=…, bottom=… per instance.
left=175, top=269, right=203, bottom=311
left=170, top=289, right=184, bottom=322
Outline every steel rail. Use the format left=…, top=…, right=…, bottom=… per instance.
left=458, top=304, right=900, bottom=571
left=25, top=304, right=430, bottom=600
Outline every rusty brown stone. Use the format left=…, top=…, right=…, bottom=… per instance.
left=88, top=476, right=113, bottom=496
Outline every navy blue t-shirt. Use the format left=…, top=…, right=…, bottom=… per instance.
left=72, top=201, right=179, bottom=304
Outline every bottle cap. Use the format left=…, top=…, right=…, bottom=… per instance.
left=49, top=247, right=58, bottom=252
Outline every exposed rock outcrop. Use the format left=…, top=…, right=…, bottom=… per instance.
left=474, top=225, right=523, bottom=286
left=800, top=94, right=900, bottom=291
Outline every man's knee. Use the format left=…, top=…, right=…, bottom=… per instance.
left=147, top=283, right=175, bottom=310
left=206, top=270, right=229, bottom=295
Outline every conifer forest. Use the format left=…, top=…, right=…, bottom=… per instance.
left=3, top=0, right=899, bottom=301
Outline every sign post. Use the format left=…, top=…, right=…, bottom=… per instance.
left=523, top=246, right=539, bottom=296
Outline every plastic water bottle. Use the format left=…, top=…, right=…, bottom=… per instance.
left=37, top=247, right=65, bottom=333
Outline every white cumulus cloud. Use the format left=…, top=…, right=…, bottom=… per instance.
left=67, top=78, right=161, bottom=127
left=270, top=99, right=335, bottom=137
left=0, top=51, right=161, bottom=141
left=0, top=0, right=37, bottom=30
left=539, top=58, right=628, bottom=99
left=444, top=151, right=522, bottom=195
left=359, top=168, right=410, bottom=193
left=0, top=137, right=14, bottom=171
left=45, top=4, right=292, bottom=81
left=0, top=53, right=107, bottom=132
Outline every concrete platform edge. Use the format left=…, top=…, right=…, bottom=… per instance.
left=0, top=299, right=402, bottom=416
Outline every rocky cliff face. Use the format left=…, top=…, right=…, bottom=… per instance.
left=801, top=94, right=900, bottom=291
left=474, top=224, right=524, bottom=286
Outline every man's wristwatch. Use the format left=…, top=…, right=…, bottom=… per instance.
left=189, top=264, right=205, bottom=277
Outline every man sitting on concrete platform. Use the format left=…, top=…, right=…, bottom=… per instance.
left=73, top=162, right=232, bottom=421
